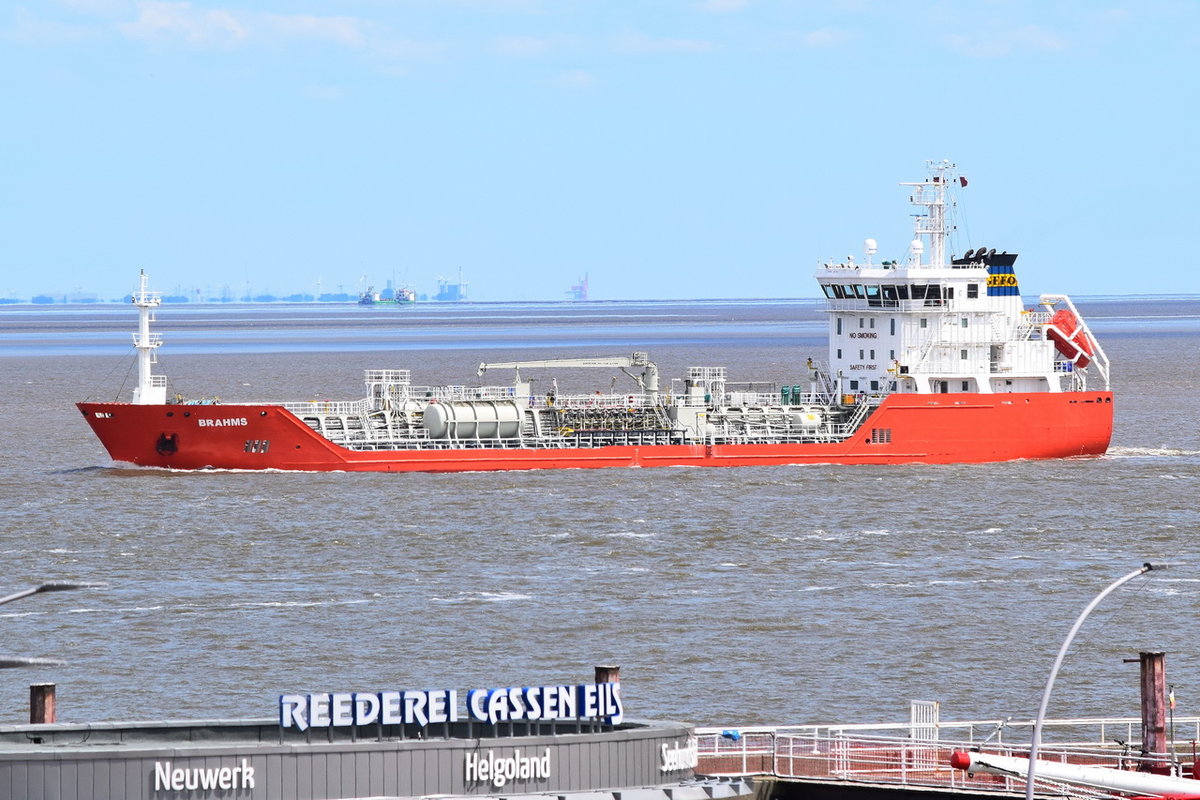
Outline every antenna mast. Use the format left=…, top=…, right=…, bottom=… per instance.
left=902, top=159, right=958, bottom=268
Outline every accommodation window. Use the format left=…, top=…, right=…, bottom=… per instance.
left=890, top=318, right=896, bottom=335
left=920, top=318, right=928, bottom=329
left=960, top=349, right=968, bottom=360
left=869, top=350, right=875, bottom=359
left=859, top=349, right=865, bottom=359
left=870, top=380, right=879, bottom=391
left=836, top=318, right=842, bottom=335
left=961, top=317, right=969, bottom=328
left=859, top=318, right=865, bottom=329
left=849, top=380, right=859, bottom=390
left=962, top=381, right=970, bottom=391
left=869, top=318, right=876, bottom=329
left=967, top=283, right=979, bottom=298
left=836, top=349, right=842, bottom=359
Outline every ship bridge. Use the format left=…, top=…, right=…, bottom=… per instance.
left=814, top=161, right=1107, bottom=397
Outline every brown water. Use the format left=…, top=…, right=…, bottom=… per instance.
left=1, top=298, right=1198, bottom=728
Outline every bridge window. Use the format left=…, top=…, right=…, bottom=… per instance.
left=822, top=285, right=836, bottom=298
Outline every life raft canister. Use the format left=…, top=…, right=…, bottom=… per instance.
left=1046, top=309, right=1094, bottom=368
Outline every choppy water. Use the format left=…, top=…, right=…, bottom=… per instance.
left=1, top=297, right=1199, bottom=729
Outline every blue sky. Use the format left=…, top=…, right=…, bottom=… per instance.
left=3, top=0, right=1197, bottom=301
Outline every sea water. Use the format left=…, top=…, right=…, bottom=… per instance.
left=0, top=297, right=1198, bottom=728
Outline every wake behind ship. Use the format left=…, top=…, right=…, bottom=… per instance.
left=78, top=161, right=1113, bottom=472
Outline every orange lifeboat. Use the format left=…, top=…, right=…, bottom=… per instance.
left=1046, top=308, right=1094, bottom=368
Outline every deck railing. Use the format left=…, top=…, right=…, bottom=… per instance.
left=696, top=717, right=1200, bottom=793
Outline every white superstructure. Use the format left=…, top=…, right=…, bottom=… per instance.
left=815, top=160, right=1109, bottom=397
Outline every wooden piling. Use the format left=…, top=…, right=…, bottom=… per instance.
left=30, top=683, right=56, bottom=724
left=1139, top=652, right=1167, bottom=769
left=594, top=665, right=621, bottom=684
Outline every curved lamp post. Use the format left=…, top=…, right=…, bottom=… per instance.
left=0, top=582, right=106, bottom=669
left=1025, top=563, right=1158, bottom=800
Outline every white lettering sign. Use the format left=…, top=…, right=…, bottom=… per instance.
left=281, top=682, right=623, bottom=732
left=198, top=417, right=249, bottom=427
left=153, top=759, right=256, bottom=792
left=660, top=738, right=699, bottom=772
left=465, top=748, right=551, bottom=788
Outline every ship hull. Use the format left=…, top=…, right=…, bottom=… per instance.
left=77, top=392, right=1114, bottom=472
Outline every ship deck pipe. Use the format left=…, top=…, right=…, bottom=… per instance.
left=950, top=749, right=1200, bottom=797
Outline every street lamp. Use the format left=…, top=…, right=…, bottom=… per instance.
left=0, top=581, right=106, bottom=668
left=1025, top=563, right=1158, bottom=800
left=0, top=581, right=106, bottom=608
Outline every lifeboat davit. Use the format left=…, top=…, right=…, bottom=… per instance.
left=1046, top=308, right=1094, bottom=368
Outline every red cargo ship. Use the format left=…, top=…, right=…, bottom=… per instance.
left=78, top=161, right=1112, bottom=472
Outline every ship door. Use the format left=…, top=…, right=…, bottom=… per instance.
left=936, top=381, right=949, bottom=394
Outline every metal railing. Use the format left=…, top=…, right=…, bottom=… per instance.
left=696, top=717, right=1200, bottom=789
left=281, top=399, right=371, bottom=416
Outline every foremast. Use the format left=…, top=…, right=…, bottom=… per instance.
left=131, top=271, right=167, bottom=405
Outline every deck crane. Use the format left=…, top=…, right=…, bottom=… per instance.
left=478, top=353, right=661, bottom=402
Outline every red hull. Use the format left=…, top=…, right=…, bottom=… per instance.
left=77, top=392, right=1114, bottom=472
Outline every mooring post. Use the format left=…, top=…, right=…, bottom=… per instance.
left=30, top=683, right=56, bottom=724
left=594, top=664, right=621, bottom=685
left=1139, top=652, right=1168, bottom=771
left=594, top=665, right=621, bottom=732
